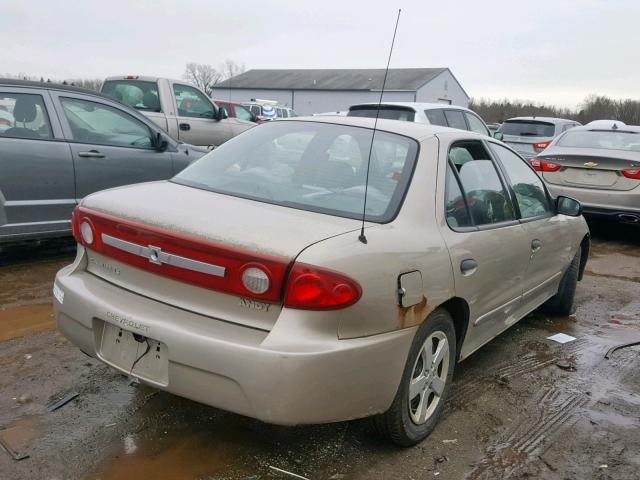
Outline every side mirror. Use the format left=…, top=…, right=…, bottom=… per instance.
left=556, top=196, right=582, bottom=217
left=493, top=131, right=504, bottom=141
left=154, top=132, right=169, bottom=152
left=250, top=114, right=259, bottom=123
left=216, top=107, right=228, bottom=121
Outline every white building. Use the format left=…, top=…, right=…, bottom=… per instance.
left=212, top=68, right=470, bottom=115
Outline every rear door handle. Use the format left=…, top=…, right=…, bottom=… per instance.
left=531, top=239, right=542, bottom=253
left=460, top=258, right=478, bottom=276
left=77, top=150, right=104, bottom=158
left=179, top=123, right=191, bottom=131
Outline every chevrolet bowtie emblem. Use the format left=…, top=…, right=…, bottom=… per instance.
left=583, top=162, right=598, bottom=168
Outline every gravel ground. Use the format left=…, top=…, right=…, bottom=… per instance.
left=0, top=222, right=638, bottom=480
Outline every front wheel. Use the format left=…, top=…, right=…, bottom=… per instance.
left=374, top=308, right=457, bottom=446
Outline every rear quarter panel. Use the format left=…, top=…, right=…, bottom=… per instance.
left=292, top=136, right=455, bottom=339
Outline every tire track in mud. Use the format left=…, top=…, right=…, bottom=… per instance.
left=446, top=352, right=559, bottom=411
left=466, top=387, right=589, bottom=479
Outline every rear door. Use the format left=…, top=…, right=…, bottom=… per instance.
left=171, top=82, right=231, bottom=147
left=437, top=136, right=530, bottom=357
left=489, top=142, right=568, bottom=310
left=51, top=92, right=174, bottom=198
left=0, top=87, right=75, bottom=240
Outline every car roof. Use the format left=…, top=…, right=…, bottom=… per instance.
left=566, top=124, right=640, bottom=133
left=279, top=115, right=482, bottom=141
left=349, top=101, right=474, bottom=113
left=212, top=99, right=241, bottom=105
left=505, top=116, right=577, bottom=124
left=104, top=75, right=180, bottom=83
left=0, top=78, right=117, bottom=102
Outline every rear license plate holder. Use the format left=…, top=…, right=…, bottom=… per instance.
left=98, top=321, right=169, bottom=386
left=563, top=168, right=616, bottom=187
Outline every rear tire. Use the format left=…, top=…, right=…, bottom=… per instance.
left=373, top=308, right=456, bottom=447
left=542, top=246, right=581, bottom=316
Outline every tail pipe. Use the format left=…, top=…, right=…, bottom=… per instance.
left=618, top=213, right=640, bottom=224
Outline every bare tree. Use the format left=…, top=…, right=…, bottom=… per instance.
left=65, top=78, right=103, bottom=91
left=218, top=59, right=246, bottom=82
left=183, top=63, right=221, bottom=96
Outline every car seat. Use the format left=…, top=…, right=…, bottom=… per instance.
left=3, top=97, right=41, bottom=138
left=143, top=91, right=160, bottom=112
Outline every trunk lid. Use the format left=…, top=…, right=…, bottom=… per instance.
left=80, top=181, right=361, bottom=331
left=539, top=149, right=640, bottom=191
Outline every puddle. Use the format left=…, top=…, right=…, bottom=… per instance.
left=0, top=304, right=55, bottom=342
left=87, top=427, right=244, bottom=480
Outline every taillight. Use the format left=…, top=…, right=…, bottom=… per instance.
left=529, top=158, right=561, bottom=172
left=622, top=168, right=640, bottom=180
left=284, top=263, right=362, bottom=310
left=71, top=206, right=80, bottom=242
left=72, top=207, right=289, bottom=302
left=125, top=75, right=139, bottom=80
left=532, top=140, right=552, bottom=152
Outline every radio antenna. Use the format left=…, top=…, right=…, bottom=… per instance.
left=358, top=8, right=401, bottom=244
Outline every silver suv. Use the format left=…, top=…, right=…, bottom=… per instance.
left=347, top=102, right=497, bottom=138
left=498, top=117, right=581, bottom=160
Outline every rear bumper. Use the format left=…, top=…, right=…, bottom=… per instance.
left=581, top=206, right=640, bottom=224
left=53, top=265, right=414, bottom=425
left=546, top=183, right=639, bottom=222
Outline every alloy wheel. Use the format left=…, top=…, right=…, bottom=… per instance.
left=408, top=331, right=450, bottom=425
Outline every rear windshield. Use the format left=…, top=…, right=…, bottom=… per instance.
left=499, top=120, right=555, bottom=137
left=557, top=130, right=640, bottom=152
left=173, top=121, right=419, bottom=223
left=348, top=106, right=416, bottom=122
left=102, top=80, right=161, bottom=112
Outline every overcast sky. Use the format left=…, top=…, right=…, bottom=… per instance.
left=3, top=0, right=639, bottom=108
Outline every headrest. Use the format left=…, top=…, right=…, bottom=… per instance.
left=13, top=97, right=37, bottom=123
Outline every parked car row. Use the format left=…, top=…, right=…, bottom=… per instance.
left=0, top=79, right=207, bottom=244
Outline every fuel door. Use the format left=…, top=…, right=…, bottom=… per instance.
left=398, top=270, right=424, bottom=307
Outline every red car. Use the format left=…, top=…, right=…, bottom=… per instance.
left=213, top=100, right=261, bottom=123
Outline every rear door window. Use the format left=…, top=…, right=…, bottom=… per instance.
left=0, top=93, right=53, bottom=140
left=465, top=113, right=490, bottom=136
left=490, top=143, right=551, bottom=219
left=500, top=120, right=555, bottom=137
left=444, top=166, right=473, bottom=228
left=448, top=142, right=515, bottom=226
left=102, top=80, right=161, bottom=112
left=444, top=110, right=468, bottom=130
left=424, top=109, right=447, bottom=126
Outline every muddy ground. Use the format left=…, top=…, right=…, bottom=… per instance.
left=1, top=223, right=639, bottom=480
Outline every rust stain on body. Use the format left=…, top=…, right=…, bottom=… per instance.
left=398, top=296, right=433, bottom=329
